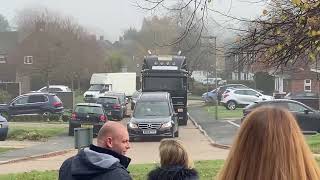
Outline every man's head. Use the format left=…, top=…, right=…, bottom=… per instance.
left=97, top=121, right=130, bottom=155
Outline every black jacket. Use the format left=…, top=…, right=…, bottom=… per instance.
left=59, top=144, right=132, bottom=180
left=147, top=166, right=199, bottom=180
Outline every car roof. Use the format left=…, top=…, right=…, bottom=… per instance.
left=98, top=95, right=118, bottom=99
left=104, top=92, right=125, bottom=96
left=138, top=92, right=170, bottom=102
left=41, top=85, right=69, bottom=88
left=22, top=92, right=56, bottom=96
left=76, top=103, right=102, bottom=107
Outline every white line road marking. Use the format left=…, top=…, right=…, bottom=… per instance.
left=227, top=120, right=240, bottom=128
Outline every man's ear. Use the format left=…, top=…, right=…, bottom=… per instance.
left=105, top=137, right=113, bottom=148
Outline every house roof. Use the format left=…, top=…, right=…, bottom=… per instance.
left=0, top=31, right=20, bottom=54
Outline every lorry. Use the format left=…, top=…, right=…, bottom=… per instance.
left=141, top=55, right=189, bottom=125
left=83, top=73, right=136, bottom=102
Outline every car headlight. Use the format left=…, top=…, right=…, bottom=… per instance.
left=128, top=122, right=138, bottom=129
left=161, top=121, right=172, bottom=128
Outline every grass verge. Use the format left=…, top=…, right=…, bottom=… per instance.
left=0, top=160, right=224, bottom=180
left=205, top=105, right=243, bottom=119
left=7, top=122, right=67, bottom=141
left=306, top=134, right=320, bottom=154
left=0, top=147, right=15, bottom=154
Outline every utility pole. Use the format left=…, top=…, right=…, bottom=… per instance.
left=213, top=37, right=218, bottom=120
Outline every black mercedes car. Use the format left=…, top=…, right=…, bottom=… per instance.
left=242, top=99, right=320, bottom=134
left=127, top=92, right=179, bottom=141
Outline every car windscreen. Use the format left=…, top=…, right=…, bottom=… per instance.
left=97, top=97, right=118, bottom=104
left=88, top=85, right=105, bottom=91
left=75, top=106, right=104, bottom=114
left=143, top=77, right=185, bottom=91
left=133, top=101, right=170, bottom=118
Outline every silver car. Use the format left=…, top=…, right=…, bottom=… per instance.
left=0, top=114, right=8, bottom=141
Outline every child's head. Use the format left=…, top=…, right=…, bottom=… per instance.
left=159, top=139, right=193, bottom=169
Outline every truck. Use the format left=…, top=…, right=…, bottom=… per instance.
left=83, top=73, right=136, bottom=102
left=141, top=55, right=189, bottom=125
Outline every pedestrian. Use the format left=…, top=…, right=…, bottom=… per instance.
left=59, top=121, right=132, bottom=180
left=218, top=106, right=320, bottom=180
left=147, top=139, right=199, bottom=180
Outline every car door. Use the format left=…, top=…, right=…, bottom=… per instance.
left=233, top=90, right=247, bottom=104
left=244, top=89, right=260, bottom=104
left=8, top=96, right=29, bottom=115
left=287, top=102, right=319, bottom=133
left=27, top=95, right=48, bottom=114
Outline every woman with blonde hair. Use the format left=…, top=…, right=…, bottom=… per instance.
left=218, top=106, right=320, bottom=180
left=148, top=139, right=199, bottom=180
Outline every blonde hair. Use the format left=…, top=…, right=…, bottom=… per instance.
left=159, top=139, right=194, bottom=169
left=218, top=106, right=320, bottom=180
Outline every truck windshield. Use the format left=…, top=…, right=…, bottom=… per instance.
left=88, top=85, right=107, bottom=91
left=144, top=77, right=185, bottom=91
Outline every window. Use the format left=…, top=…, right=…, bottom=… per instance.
left=234, top=90, right=246, bottom=95
left=28, top=95, right=47, bottom=103
left=288, top=102, right=307, bottom=112
left=245, top=90, right=258, bottom=96
left=304, top=79, right=311, bottom=92
left=24, top=56, right=33, bottom=64
left=0, top=55, right=7, bottom=63
left=13, top=96, right=29, bottom=105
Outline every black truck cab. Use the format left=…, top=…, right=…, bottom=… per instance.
left=141, top=55, right=188, bottom=125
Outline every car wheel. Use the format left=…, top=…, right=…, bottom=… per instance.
left=174, top=130, right=179, bottom=137
left=226, top=101, right=237, bottom=110
left=0, top=134, right=7, bottom=141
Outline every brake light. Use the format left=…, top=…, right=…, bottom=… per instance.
left=99, top=115, right=107, bottom=122
left=71, top=113, right=77, bottom=120
left=53, top=101, right=62, bottom=107
left=112, top=104, right=121, bottom=109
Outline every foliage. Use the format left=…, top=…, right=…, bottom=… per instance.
left=226, top=80, right=256, bottom=89
left=0, top=90, right=12, bottom=104
left=306, top=134, right=320, bottom=154
left=254, top=72, right=275, bottom=95
left=232, top=0, right=320, bottom=71
left=0, top=147, right=15, bottom=154
left=0, top=14, right=10, bottom=32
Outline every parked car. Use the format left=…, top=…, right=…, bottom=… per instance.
left=131, top=90, right=142, bottom=110
left=284, top=91, right=319, bottom=99
left=202, top=88, right=218, bottom=103
left=127, top=92, right=179, bottom=141
left=0, top=114, right=8, bottom=141
left=216, top=84, right=249, bottom=103
left=69, top=103, right=107, bottom=136
left=96, top=95, right=123, bottom=120
left=0, top=93, right=64, bottom=120
left=242, top=99, right=320, bottom=134
left=103, top=92, right=127, bottom=119
left=34, top=85, right=71, bottom=92
left=221, top=88, right=273, bottom=110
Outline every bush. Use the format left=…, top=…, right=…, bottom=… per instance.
left=191, top=82, right=212, bottom=96
left=0, top=90, right=12, bottom=104
left=10, top=115, right=62, bottom=122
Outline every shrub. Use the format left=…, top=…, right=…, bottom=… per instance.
left=0, top=90, right=12, bottom=104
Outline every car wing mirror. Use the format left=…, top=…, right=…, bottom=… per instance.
left=10, top=102, right=15, bottom=106
left=304, top=109, right=310, bottom=114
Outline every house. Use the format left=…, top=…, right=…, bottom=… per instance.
left=224, top=52, right=254, bottom=81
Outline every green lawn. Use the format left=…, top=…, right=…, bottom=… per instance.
left=306, top=134, right=320, bottom=154
left=188, top=94, right=202, bottom=100
left=205, top=105, right=243, bottom=119
left=0, top=160, right=224, bottom=180
left=7, top=122, right=67, bottom=141
left=0, top=147, right=15, bottom=154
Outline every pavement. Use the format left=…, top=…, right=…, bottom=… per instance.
left=188, top=101, right=240, bottom=146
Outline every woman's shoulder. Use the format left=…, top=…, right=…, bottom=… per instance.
left=147, top=166, right=198, bottom=180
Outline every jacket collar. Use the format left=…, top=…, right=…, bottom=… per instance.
left=89, top=144, right=131, bottom=168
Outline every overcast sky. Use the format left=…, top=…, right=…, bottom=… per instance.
left=0, top=0, right=266, bottom=42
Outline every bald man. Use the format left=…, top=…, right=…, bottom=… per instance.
left=59, top=121, right=132, bottom=180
